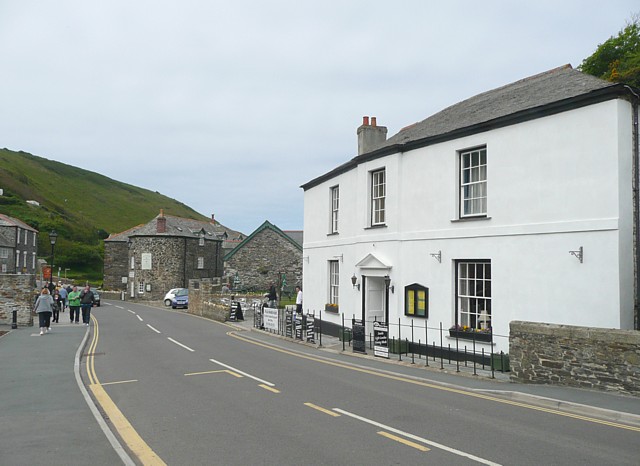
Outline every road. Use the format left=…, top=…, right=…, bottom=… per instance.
left=84, top=302, right=639, bottom=465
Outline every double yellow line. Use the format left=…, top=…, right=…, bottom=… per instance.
left=86, top=316, right=167, bottom=465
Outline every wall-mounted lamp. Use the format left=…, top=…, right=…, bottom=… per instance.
left=351, top=274, right=360, bottom=290
left=569, top=246, right=584, bottom=263
left=430, top=250, right=442, bottom=263
left=384, top=274, right=394, bottom=294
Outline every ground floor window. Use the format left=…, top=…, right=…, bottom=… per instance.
left=138, top=281, right=145, bottom=294
left=456, top=260, right=491, bottom=330
left=329, top=260, right=339, bottom=305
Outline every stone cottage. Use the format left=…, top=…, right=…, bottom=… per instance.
left=224, top=220, right=303, bottom=293
left=103, top=211, right=235, bottom=301
left=0, top=213, right=39, bottom=274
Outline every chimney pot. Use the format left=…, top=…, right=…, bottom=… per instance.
left=371, top=117, right=377, bottom=127
left=363, top=116, right=369, bottom=126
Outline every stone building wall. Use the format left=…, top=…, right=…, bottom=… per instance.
left=187, top=278, right=228, bottom=321
left=129, top=236, right=223, bottom=301
left=510, top=321, right=640, bottom=396
left=103, top=241, right=128, bottom=291
left=226, top=228, right=302, bottom=292
left=0, top=274, right=36, bottom=326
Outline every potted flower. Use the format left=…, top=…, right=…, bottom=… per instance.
left=325, top=303, right=339, bottom=313
left=449, top=324, right=492, bottom=342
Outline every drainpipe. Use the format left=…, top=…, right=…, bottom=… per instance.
left=626, top=85, right=640, bottom=330
left=183, top=237, right=187, bottom=288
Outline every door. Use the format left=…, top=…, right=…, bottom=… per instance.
left=365, top=276, right=385, bottom=336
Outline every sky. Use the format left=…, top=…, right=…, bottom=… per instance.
left=0, top=1, right=637, bottom=234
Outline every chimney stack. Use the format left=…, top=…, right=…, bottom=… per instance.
left=357, top=115, right=387, bottom=155
left=211, top=213, right=215, bottom=223
left=157, top=209, right=167, bottom=233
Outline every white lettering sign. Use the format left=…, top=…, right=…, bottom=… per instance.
left=263, top=307, right=278, bottom=331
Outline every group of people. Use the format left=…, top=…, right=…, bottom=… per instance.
left=266, top=283, right=303, bottom=314
left=33, top=284, right=96, bottom=335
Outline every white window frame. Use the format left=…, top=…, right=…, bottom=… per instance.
left=16, top=250, right=20, bottom=268
left=371, top=169, right=386, bottom=226
left=16, top=228, right=20, bottom=244
left=138, top=281, right=145, bottom=294
left=330, top=185, right=339, bottom=234
left=1, top=264, right=6, bottom=273
left=130, top=256, right=135, bottom=270
left=199, top=237, right=205, bottom=246
left=33, top=233, right=37, bottom=247
left=460, top=147, right=487, bottom=217
left=23, top=251, right=27, bottom=269
left=197, top=257, right=204, bottom=269
left=32, top=252, right=36, bottom=269
left=456, top=260, right=491, bottom=330
left=0, top=248, right=8, bottom=258
left=329, top=260, right=339, bottom=305
left=24, top=230, right=28, bottom=245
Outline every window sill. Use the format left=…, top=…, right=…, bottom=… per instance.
left=365, top=224, right=387, bottom=230
left=450, top=216, right=491, bottom=223
left=327, top=232, right=339, bottom=237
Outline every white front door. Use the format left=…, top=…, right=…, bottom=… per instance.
left=365, top=276, right=385, bottom=336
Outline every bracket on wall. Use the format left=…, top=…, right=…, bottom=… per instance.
left=430, top=250, right=442, bottom=263
left=569, top=246, right=583, bottom=263
left=333, top=254, right=343, bottom=262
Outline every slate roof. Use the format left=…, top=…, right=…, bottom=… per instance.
left=302, top=65, right=634, bottom=190
left=283, top=230, right=303, bottom=247
left=0, top=213, right=38, bottom=232
left=105, top=214, right=227, bottom=242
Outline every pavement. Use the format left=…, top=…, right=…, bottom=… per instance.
left=1, top=301, right=639, bottom=465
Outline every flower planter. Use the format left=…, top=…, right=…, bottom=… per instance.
left=449, top=329, right=492, bottom=342
left=325, top=304, right=339, bottom=313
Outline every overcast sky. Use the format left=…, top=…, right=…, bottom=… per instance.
left=1, top=1, right=637, bottom=234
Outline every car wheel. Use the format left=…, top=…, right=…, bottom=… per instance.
left=165, top=299, right=172, bottom=306
left=97, top=303, right=101, bottom=307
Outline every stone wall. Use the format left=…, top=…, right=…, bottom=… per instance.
left=0, top=274, right=36, bottom=326
left=510, top=321, right=640, bottom=396
left=187, top=278, right=228, bottom=321
left=103, top=241, right=128, bottom=291
left=226, top=228, right=302, bottom=292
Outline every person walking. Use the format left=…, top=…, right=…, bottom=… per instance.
left=79, top=285, right=95, bottom=326
left=68, top=285, right=81, bottom=323
left=33, top=288, right=55, bottom=335
left=267, top=283, right=277, bottom=308
left=58, top=285, right=68, bottom=312
left=52, top=290, right=62, bottom=323
left=295, top=285, right=303, bottom=315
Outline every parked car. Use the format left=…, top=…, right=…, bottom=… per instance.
left=164, top=288, right=185, bottom=306
left=172, top=288, right=188, bottom=309
left=90, top=288, right=101, bottom=307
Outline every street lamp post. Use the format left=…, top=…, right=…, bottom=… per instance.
left=49, top=230, right=58, bottom=288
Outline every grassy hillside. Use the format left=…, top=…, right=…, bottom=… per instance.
left=0, top=148, right=210, bottom=282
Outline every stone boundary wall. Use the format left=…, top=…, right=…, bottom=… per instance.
left=0, top=274, right=36, bottom=327
left=188, top=278, right=228, bottom=322
left=510, top=321, right=640, bottom=396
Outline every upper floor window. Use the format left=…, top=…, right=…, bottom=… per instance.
left=0, top=248, right=8, bottom=258
left=330, top=186, right=339, bottom=233
left=130, top=256, right=135, bottom=270
left=371, top=169, right=386, bottom=226
left=199, top=237, right=205, bottom=246
left=328, top=260, right=339, bottom=305
left=456, top=260, right=491, bottom=330
left=460, top=148, right=487, bottom=217
left=16, top=228, right=21, bottom=244
left=197, top=257, right=204, bottom=269
left=24, top=230, right=28, bottom=245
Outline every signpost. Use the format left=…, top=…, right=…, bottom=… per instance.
left=373, top=321, right=389, bottom=359
left=352, top=318, right=366, bottom=353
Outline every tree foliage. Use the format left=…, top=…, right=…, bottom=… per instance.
left=579, top=16, right=640, bottom=88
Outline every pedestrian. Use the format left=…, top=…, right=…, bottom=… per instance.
left=47, top=281, right=55, bottom=295
left=68, top=285, right=81, bottom=323
left=79, top=285, right=95, bottom=326
left=267, top=282, right=277, bottom=308
left=295, top=286, right=303, bottom=314
left=52, top=290, right=62, bottom=323
left=33, top=288, right=55, bottom=335
left=58, top=285, right=68, bottom=312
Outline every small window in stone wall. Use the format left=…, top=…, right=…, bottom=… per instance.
left=130, top=256, right=135, bottom=270
left=138, top=281, right=145, bottom=294
left=197, top=257, right=204, bottom=269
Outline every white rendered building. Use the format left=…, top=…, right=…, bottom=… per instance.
left=301, top=65, right=639, bottom=353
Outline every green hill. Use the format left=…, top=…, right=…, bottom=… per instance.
left=0, top=148, right=210, bottom=282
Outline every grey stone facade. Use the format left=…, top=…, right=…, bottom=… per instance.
left=0, top=214, right=39, bottom=275
left=0, top=274, right=37, bottom=326
left=103, top=212, right=225, bottom=301
left=224, top=220, right=302, bottom=292
left=509, top=321, right=640, bottom=396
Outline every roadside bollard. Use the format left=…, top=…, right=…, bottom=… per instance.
left=11, top=305, right=18, bottom=329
